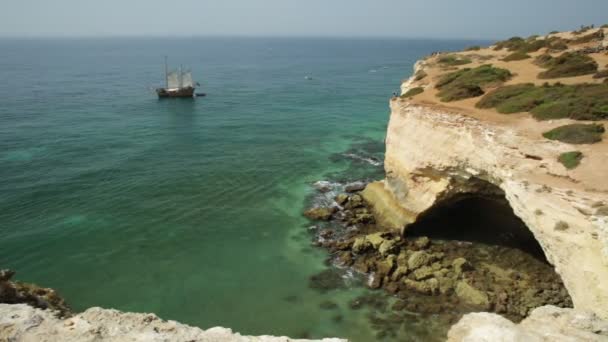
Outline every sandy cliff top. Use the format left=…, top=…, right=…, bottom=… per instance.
left=399, top=27, right=608, bottom=192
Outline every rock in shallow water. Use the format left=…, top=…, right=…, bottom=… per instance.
left=456, top=281, right=490, bottom=309
left=304, top=207, right=337, bottom=221
left=345, top=182, right=367, bottom=193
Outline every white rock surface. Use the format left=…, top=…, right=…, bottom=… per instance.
left=0, top=304, right=346, bottom=342
left=448, top=305, right=608, bottom=342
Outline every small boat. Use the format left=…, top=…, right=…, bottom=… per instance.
left=156, top=57, right=199, bottom=98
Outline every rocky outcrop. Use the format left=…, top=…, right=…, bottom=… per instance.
left=448, top=305, right=608, bottom=341
left=363, top=77, right=608, bottom=319
left=0, top=304, right=345, bottom=342
left=0, top=270, right=71, bottom=318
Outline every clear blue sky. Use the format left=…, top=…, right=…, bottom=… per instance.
left=1, top=0, right=606, bottom=39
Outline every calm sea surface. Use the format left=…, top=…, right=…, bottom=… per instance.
left=0, top=37, right=488, bottom=341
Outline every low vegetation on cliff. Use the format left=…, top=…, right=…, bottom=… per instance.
left=437, top=55, right=472, bottom=66
left=542, top=123, right=605, bottom=144
left=502, top=51, right=531, bottom=62
left=476, top=83, right=608, bottom=121
left=435, top=65, right=511, bottom=102
left=401, top=87, right=424, bottom=98
left=536, top=52, right=598, bottom=79
left=558, top=151, right=584, bottom=169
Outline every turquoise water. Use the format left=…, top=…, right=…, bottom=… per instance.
left=0, top=37, right=487, bottom=341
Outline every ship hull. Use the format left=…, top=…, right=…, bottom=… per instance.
left=156, top=87, right=195, bottom=98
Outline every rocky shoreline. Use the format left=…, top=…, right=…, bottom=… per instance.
left=304, top=182, right=572, bottom=335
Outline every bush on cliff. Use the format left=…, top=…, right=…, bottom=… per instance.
left=401, top=87, right=424, bottom=98
left=558, top=151, right=583, bottom=169
left=437, top=55, right=472, bottom=66
left=435, top=65, right=511, bottom=102
left=571, top=30, right=604, bottom=44
left=503, top=52, right=531, bottom=62
left=542, top=124, right=605, bottom=144
left=477, top=83, right=608, bottom=121
left=536, top=52, right=598, bottom=79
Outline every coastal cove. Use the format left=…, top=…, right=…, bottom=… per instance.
left=0, top=37, right=491, bottom=341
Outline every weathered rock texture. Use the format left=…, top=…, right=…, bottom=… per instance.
left=0, top=304, right=345, bottom=342
left=363, top=61, right=608, bottom=321
left=447, top=305, right=608, bottom=341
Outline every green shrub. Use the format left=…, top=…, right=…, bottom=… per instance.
left=436, top=65, right=511, bottom=102
left=558, top=151, right=583, bottom=169
left=542, top=124, right=605, bottom=144
left=494, top=37, right=526, bottom=51
left=537, top=52, right=598, bottom=79
left=494, top=36, right=548, bottom=53
left=465, top=46, right=481, bottom=51
left=602, top=24, right=608, bottom=29
left=571, top=30, right=604, bottom=44
left=402, top=87, right=424, bottom=98
left=414, top=70, right=427, bottom=81
left=549, top=31, right=559, bottom=34
left=547, top=38, right=569, bottom=51
left=503, top=51, right=531, bottom=62
left=593, top=70, right=608, bottom=79
left=437, top=55, right=472, bottom=66
left=477, top=83, right=608, bottom=120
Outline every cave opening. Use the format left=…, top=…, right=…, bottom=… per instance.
left=406, top=184, right=548, bottom=263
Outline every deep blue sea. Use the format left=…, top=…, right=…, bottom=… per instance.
left=0, top=37, right=488, bottom=341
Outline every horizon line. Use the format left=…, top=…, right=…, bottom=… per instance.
left=0, top=33, right=499, bottom=42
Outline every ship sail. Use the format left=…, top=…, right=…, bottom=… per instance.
left=167, top=71, right=180, bottom=89
left=181, top=71, right=194, bottom=88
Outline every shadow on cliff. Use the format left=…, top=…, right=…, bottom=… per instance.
left=406, top=193, right=548, bottom=263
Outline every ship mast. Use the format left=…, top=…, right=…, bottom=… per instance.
left=164, top=56, right=168, bottom=89
left=179, top=64, right=183, bottom=88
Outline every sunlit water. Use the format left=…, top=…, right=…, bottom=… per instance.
left=0, top=37, right=488, bottom=341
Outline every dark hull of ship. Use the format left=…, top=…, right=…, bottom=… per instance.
left=156, top=87, right=195, bottom=98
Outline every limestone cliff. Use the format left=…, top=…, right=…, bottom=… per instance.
left=363, top=31, right=608, bottom=324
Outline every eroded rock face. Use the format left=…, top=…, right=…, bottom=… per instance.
left=0, top=304, right=345, bottom=342
left=448, top=305, right=608, bottom=342
left=0, top=269, right=71, bottom=318
left=362, top=83, right=608, bottom=319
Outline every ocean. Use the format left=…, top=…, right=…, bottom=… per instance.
left=0, top=37, right=489, bottom=341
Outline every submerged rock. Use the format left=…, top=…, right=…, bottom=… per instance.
left=309, top=269, right=345, bottom=293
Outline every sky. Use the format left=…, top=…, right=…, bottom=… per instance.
left=1, top=0, right=607, bottom=40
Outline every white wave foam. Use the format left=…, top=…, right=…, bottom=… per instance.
left=342, top=153, right=383, bottom=167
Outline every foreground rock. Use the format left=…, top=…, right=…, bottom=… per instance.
left=0, top=269, right=71, bottom=318
left=0, top=304, right=346, bottom=342
left=448, top=305, right=608, bottom=341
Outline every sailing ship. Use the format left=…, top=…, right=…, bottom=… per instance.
left=156, top=57, right=199, bottom=98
